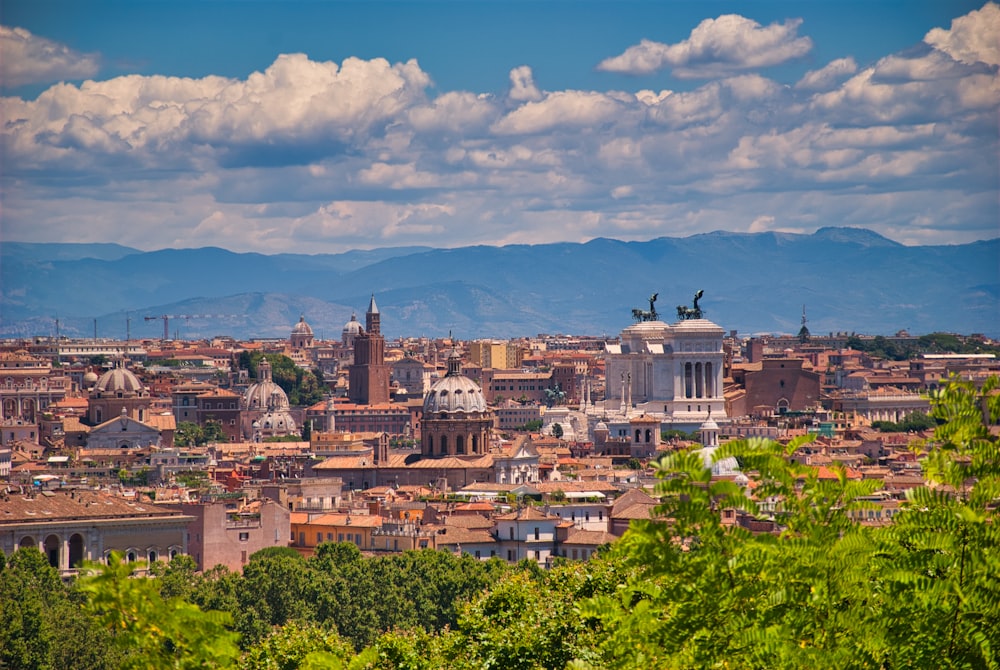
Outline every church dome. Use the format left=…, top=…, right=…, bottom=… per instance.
left=83, top=371, right=100, bottom=387
left=94, top=363, right=145, bottom=394
left=424, top=350, right=487, bottom=415
left=243, top=359, right=291, bottom=411
left=291, top=315, right=313, bottom=336
left=342, top=313, right=362, bottom=336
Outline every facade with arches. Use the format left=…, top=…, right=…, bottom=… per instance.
left=0, top=489, right=191, bottom=575
left=1, top=350, right=68, bottom=447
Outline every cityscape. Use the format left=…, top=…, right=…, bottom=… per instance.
left=1, top=0, right=998, bottom=667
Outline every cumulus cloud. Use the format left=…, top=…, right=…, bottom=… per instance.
left=597, top=14, right=812, bottom=78
left=0, top=25, right=100, bottom=87
left=795, top=57, right=857, bottom=91
left=924, top=1, right=1000, bottom=67
left=1, top=4, right=997, bottom=253
left=508, top=65, right=542, bottom=102
left=492, top=90, right=623, bottom=135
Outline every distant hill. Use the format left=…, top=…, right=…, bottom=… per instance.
left=1, top=228, right=997, bottom=339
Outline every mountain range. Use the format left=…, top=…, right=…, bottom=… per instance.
left=2, top=228, right=997, bottom=340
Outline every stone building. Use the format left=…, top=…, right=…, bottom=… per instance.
left=0, top=350, right=69, bottom=427
left=601, top=303, right=726, bottom=429
left=87, top=360, right=152, bottom=425
left=242, top=358, right=297, bottom=440
left=421, top=350, right=493, bottom=458
left=0, top=489, right=192, bottom=575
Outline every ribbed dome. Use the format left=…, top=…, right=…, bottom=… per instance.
left=292, top=315, right=313, bottom=336
left=94, top=364, right=144, bottom=394
left=423, top=350, right=487, bottom=414
left=243, top=359, right=291, bottom=411
left=83, top=371, right=100, bottom=386
left=342, top=313, right=363, bottom=336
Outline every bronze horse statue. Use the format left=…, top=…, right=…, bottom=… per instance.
left=676, top=289, right=704, bottom=320
left=632, top=292, right=659, bottom=322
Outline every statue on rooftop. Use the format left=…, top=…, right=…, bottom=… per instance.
left=676, top=289, right=705, bottom=320
left=631, top=292, right=659, bottom=322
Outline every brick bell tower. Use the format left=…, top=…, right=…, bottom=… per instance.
left=348, top=294, right=391, bottom=405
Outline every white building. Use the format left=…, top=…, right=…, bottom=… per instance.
left=600, top=314, right=726, bottom=429
left=494, top=506, right=561, bottom=566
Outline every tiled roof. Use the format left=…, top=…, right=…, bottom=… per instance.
left=0, top=489, right=187, bottom=524
left=562, top=528, right=618, bottom=546
left=432, top=526, right=496, bottom=546
left=495, top=506, right=560, bottom=521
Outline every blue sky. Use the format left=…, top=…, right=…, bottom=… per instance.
left=1, top=0, right=997, bottom=253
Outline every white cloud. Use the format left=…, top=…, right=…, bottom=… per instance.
left=0, top=25, right=100, bottom=87
left=924, top=2, right=1000, bottom=67
left=795, top=57, right=857, bottom=91
left=508, top=65, right=542, bottom=102
left=492, top=90, right=623, bottom=135
left=597, top=14, right=812, bottom=78
left=1, top=4, right=997, bottom=253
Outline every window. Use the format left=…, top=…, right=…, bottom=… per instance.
left=240, top=532, right=250, bottom=542
left=534, top=527, right=539, bottom=540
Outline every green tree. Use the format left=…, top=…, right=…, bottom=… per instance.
left=551, top=423, right=564, bottom=439
left=79, top=552, right=240, bottom=669
left=574, top=376, right=1000, bottom=668
left=175, top=421, right=204, bottom=447
left=239, top=620, right=357, bottom=670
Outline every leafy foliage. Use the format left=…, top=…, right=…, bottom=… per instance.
left=78, top=552, right=241, bottom=669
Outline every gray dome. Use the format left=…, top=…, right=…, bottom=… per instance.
left=423, top=350, right=487, bottom=415
left=94, top=364, right=144, bottom=394
left=243, top=359, right=291, bottom=411
left=292, top=315, right=313, bottom=336
left=342, top=313, right=363, bottom=336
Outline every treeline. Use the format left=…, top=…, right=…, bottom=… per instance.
left=845, top=332, right=1000, bottom=361
left=3, top=377, right=998, bottom=669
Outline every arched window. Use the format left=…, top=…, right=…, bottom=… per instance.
left=440, top=435, right=448, bottom=455
left=635, top=429, right=641, bottom=442
left=456, top=435, right=465, bottom=454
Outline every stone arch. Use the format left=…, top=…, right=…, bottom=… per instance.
left=69, top=533, right=85, bottom=568
left=18, top=535, right=36, bottom=549
left=43, top=534, right=60, bottom=568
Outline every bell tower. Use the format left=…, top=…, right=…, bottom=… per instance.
left=348, top=295, right=391, bottom=405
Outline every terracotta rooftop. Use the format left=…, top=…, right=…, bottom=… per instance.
left=0, top=489, right=187, bottom=524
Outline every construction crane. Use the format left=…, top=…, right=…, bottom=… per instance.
left=144, top=314, right=236, bottom=340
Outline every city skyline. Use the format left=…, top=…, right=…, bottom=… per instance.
left=1, top=1, right=998, bottom=254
